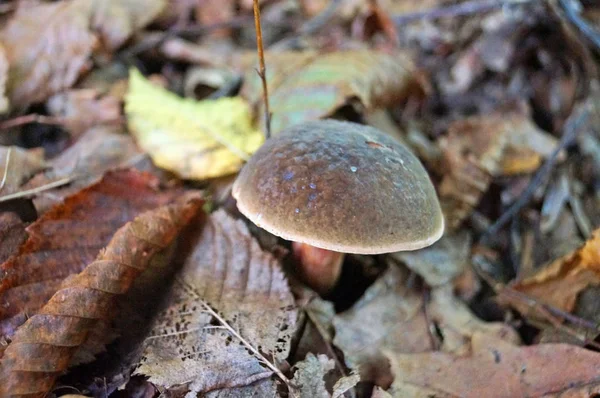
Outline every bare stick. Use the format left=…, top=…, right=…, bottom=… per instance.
left=176, top=279, right=292, bottom=388
left=253, top=0, right=272, bottom=139
left=0, top=114, right=64, bottom=130
left=0, top=176, right=75, bottom=203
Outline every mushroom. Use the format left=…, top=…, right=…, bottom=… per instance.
left=232, top=119, right=444, bottom=293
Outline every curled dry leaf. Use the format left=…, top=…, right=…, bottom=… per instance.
left=22, top=127, right=143, bottom=214
left=332, top=266, right=518, bottom=387
left=0, top=43, right=8, bottom=113
left=501, top=228, right=600, bottom=315
left=137, top=210, right=298, bottom=395
left=387, top=333, right=600, bottom=398
left=0, top=0, right=165, bottom=109
left=0, top=146, right=46, bottom=196
left=241, top=50, right=421, bottom=133
left=125, top=69, right=264, bottom=180
left=438, top=112, right=560, bottom=230
left=292, top=353, right=335, bottom=398
left=0, top=189, right=202, bottom=396
left=0, top=170, right=185, bottom=353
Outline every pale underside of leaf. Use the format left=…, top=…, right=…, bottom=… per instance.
left=125, top=69, right=264, bottom=180
left=137, top=210, right=298, bottom=395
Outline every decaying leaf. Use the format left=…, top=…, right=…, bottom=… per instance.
left=0, top=0, right=165, bottom=109
left=391, top=231, right=472, bottom=286
left=0, top=170, right=185, bottom=351
left=22, top=127, right=143, bottom=214
left=387, top=333, right=600, bottom=398
left=502, top=228, right=600, bottom=315
left=241, top=50, right=421, bottom=133
left=0, top=43, right=8, bottom=113
left=292, top=353, right=335, bottom=398
left=332, top=372, right=361, bottom=398
left=333, top=266, right=518, bottom=387
left=137, top=210, right=298, bottom=395
left=0, top=190, right=202, bottom=396
left=439, top=112, right=560, bottom=230
left=125, top=69, right=264, bottom=180
left=0, top=213, right=26, bottom=265
left=0, top=146, right=46, bottom=196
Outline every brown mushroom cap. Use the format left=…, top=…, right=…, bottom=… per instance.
left=232, top=120, right=444, bottom=254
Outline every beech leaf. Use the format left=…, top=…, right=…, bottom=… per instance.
left=388, top=333, right=600, bottom=398
left=0, top=189, right=202, bottom=396
left=125, top=69, right=264, bottom=180
left=137, top=210, right=298, bottom=395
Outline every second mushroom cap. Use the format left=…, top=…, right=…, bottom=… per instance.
left=232, top=120, right=444, bottom=254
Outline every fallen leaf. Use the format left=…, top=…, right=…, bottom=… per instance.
left=332, top=266, right=518, bottom=387
left=22, top=127, right=143, bottom=214
left=438, top=112, right=560, bottom=230
left=388, top=333, right=600, bottom=398
left=125, top=69, right=264, bottom=180
left=332, top=372, right=361, bottom=398
left=391, top=231, right=472, bottom=286
left=0, top=190, right=202, bottom=396
left=0, top=213, right=26, bottom=265
left=292, top=353, right=334, bottom=398
left=502, top=228, right=600, bottom=315
left=241, top=50, right=421, bottom=133
left=46, top=89, right=122, bottom=136
left=136, top=210, right=298, bottom=395
left=0, top=43, right=8, bottom=113
left=0, top=146, right=46, bottom=196
left=0, top=0, right=165, bottom=109
left=204, top=378, right=279, bottom=398
left=0, top=170, right=185, bottom=351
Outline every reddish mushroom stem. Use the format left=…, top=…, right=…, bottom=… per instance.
left=292, top=242, right=344, bottom=294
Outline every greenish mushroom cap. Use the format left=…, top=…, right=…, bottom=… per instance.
left=232, top=120, right=444, bottom=254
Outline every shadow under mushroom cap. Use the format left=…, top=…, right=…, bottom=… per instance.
left=232, top=120, right=444, bottom=254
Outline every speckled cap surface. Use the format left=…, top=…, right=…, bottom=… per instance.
left=232, top=120, right=444, bottom=254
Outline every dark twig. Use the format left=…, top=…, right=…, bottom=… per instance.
left=253, top=0, right=272, bottom=139
left=481, top=104, right=590, bottom=243
left=0, top=114, right=64, bottom=130
left=392, top=0, right=535, bottom=25
left=558, top=0, right=600, bottom=51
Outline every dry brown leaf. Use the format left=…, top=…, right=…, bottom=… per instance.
left=0, top=170, right=185, bottom=354
left=332, top=266, right=518, bottom=387
left=0, top=0, right=165, bottom=109
left=391, top=231, right=472, bottom=287
left=0, top=146, right=46, bottom=196
left=0, top=213, right=26, bottom=265
left=22, top=127, right=143, bottom=214
left=439, top=112, right=559, bottom=230
left=388, top=333, right=600, bottom=398
left=241, top=50, right=420, bottom=133
left=292, top=353, right=335, bottom=398
left=0, top=190, right=202, bottom=396
left=0, top=43, right=8, bottom=113
left=46, top=89, right=122, bottom=135
left=503, top=228, right=600, bottom=314
left=137, top=210, right=298, bottom=395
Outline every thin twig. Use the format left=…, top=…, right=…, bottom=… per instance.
left=253, top=0, right=272, bottom=139
left=176, top=279, right=293, bottom=388
left=0, top=176, right=75, bottom=203
left=392, top=0, right=536, bottom=25
left=0, top=147, right=12, bottom=192
left=0, top=114, right=64, bottom=130
left=481, top=103, right=590, bottom=243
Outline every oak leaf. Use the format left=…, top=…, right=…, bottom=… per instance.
left=241, top=50, right=421, bottom=133
left=0, top=170, right=185, bottom=353
left=136, top=210, right=298, bottom=395
left=125, top=69, right=264, bottom=180
left=387, top=333, right=600, bottom=398
left=0, top=189, right=202, bottom=396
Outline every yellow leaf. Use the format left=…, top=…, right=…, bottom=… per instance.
left=125, top=69, right=264, bottom=180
